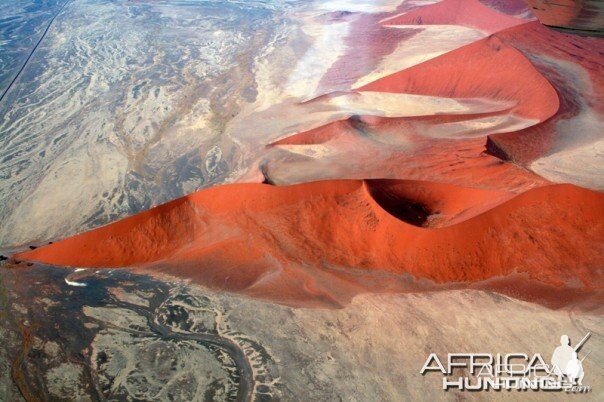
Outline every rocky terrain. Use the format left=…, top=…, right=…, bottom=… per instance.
left=1, top=265, right=602, bottom=401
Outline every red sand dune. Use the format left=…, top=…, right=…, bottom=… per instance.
left=359, top=34, right=559, bottom=122
left=315, top=0, right=528, bottom=94
left=382, top=0, right=525, bottom=33
left=17, top=180, right=604, bottom=306
left=281, top=20, right=600, bottom=188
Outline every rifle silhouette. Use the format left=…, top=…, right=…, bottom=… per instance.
left=574, top=332, right=591, bottom=352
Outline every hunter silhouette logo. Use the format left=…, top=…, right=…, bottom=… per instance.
left=551, top=333, right=590, bottom=385
left=420, top=332, right=592, bottom=393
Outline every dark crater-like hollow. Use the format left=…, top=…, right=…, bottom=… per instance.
left=365, top=180, right=434, bottom=227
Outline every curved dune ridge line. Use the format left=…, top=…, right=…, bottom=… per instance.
left=381, top=0, right=526, bottom=33
left=349, top=24, right=486, bottom=89
left=17, top=180, right=604, bottom=301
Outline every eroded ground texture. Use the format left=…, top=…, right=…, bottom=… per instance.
left=0, top=265, right=602, bottom=401
left=0, top=0, right=302, bottom=246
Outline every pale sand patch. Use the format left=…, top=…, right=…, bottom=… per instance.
left=424, top=114, right=540, bottom=139
left=250, top=23, right=301, bottom=112
left=327, top=91, right=514, bottom=118
left=285, top=17, right=352, bottom=99
left=274, top=144, right=339, bottom=159
left=316, top=0, right=408, bottom=14
left=3, top=140, right=128, bottom=245
left=531, top=139, right=604, bottom=191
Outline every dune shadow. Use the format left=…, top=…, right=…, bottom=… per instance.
left=364, top=180, right=434, bottom=227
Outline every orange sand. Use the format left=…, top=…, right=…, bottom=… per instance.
left=17, top=180, right=604, bottom=300
left=359, top=35, right=559, bottom=122
left=382, top=0, right=525, bottom=33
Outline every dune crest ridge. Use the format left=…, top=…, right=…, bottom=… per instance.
left=17, top=180, right=604, bottom=307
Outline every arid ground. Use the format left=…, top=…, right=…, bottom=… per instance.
left=1, top=0, right=603, bottom=400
